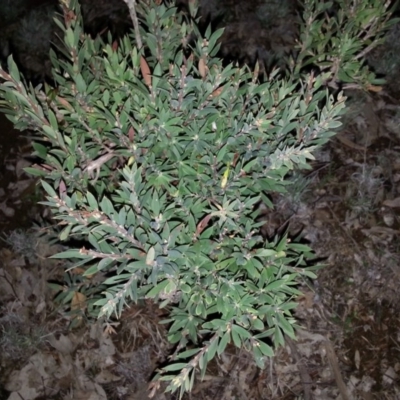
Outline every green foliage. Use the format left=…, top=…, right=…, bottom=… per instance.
left=0, top=0, right=394, bottom=395
left=293, top=0, right=397, bottom=87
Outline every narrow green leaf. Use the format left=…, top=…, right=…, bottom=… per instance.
left=145, top=279, right=169, bottom=299
left=59, top=224, right=72, bottom=241
left=206, top=336, right=219, bottom=362
left=41, top=180, right=57, bottom=197
left=177, top=348, right=201, bottom=359
left=256, top=340, right=274, bottom=357
left=51, top=249, right=88, bottom=259
left=231, top=328, right=242, bottom=348
left=217, top=331, right=230, bottom=355
left=24, top=167, right=46, bottom=177
left=86, top=192, right=98, bottom=209
left=232, top=324, right=252, bottom=340
left=276, top=313, right=296, bottom=339
left=146, top=247, right=155, bottom=266
left=162, top=363, right=188, bottom=372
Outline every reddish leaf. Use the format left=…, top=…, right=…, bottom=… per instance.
left=196, top=214, right=212, bottom=236
left=128, top=126, right=135, bottom=142
left=140, top=56, right=152, bottom=87
left=59, top=179, right=67, bottom=197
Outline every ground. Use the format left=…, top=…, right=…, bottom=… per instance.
left=0, top=1, right=400, bottom=399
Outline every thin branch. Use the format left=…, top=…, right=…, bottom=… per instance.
left=286, top=337, right=313, bottom=400
left=123, top=0, right=143, bottom=50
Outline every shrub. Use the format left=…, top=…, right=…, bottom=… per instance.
left=0, top=0, right=394, bottom=396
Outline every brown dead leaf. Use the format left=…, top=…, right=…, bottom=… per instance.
left=5, top=353, right=60, bottom=395
left=210, top=87, right=223, bottom=99
left=0, top=199, right=15, bottom=217
left=252, top=61, right=260, bottom=81
left=95, top=369, right=121, bottom=384
left=70, top=291, right=86, bottom=326
left=72, top=267, right=95, bottom=281
left=71, top=291, right=87, bottom=312
left=148, top=380, right=162, bottom=398
left=49, top=333, right=76, bottom=354
left=56, top=96, right=74, bottom=111
left=0, top=247, right=13, bottom=264
left=383, top=197, right=400, bottom=208
left=366, top=84, right=382, bottom=92
left=128, top=126, right=135, bottom=142
left=297, top=290, right=315, bottom=310
left=196, top=214, right=212, bottom=236
left=355, top=349, right=360, bottom=370
left=71, top=267, right=86, bottom=275
left=198, top=57, right=208, bottom=79
left=140, top=56, right=152, bottom=87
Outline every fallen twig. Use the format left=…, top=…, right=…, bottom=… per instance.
left=324, top=340, right=350, bottom=400
left=286, top=337, right=313, bottom=400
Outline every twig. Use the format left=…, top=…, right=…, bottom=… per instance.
left=83, top=151, right=116, bottom=182
left=335, top=132, right=367, bottom=151
left=326, top=203, right=361, bottom=253
left=286, top=337, right=313, bottom=400
left=324, top=340, right=350, bottom=400
left=0, top=271, right=19, bottom=299
left=123, top=0, right=143, bottom=50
